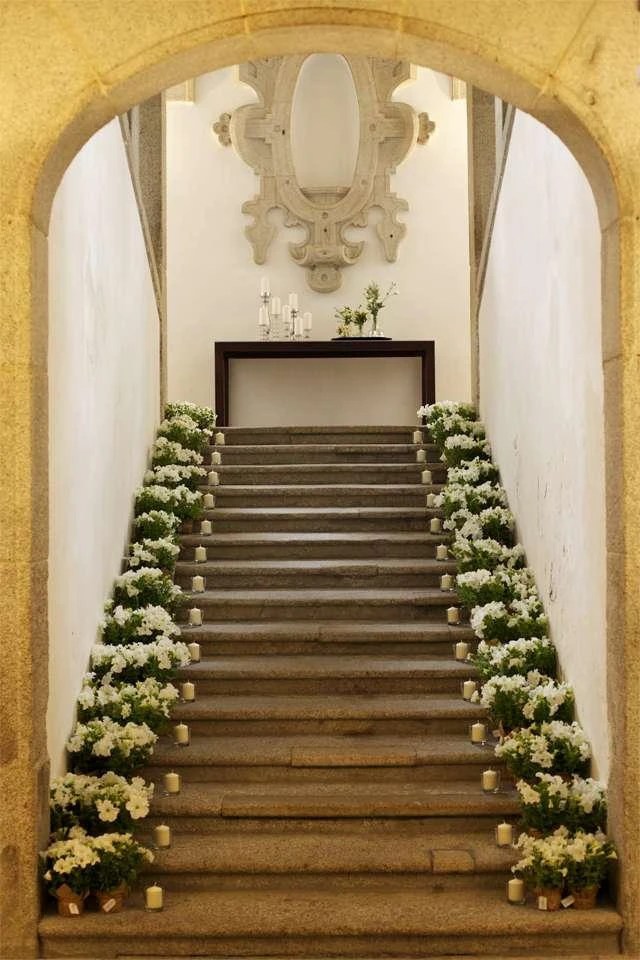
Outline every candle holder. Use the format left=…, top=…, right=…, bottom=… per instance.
left=436, top=544, right=448, bottom=561
left=153, top=825, right=172, bottom=850
left=440, top=574, right=454, bottom=591
left=469, top=721, right=487, bottom=746
left=145, top=883, right=164, bottom=911
left=302, top=312, right=312, bottom=339
left=291, top=306, right=302, bottom=340
left=430, top=517, right=442, bottom=534
left=461, top=679, right=477, bottom=700
left=481, top=768, right=501, bottom=793
left=181, top=682, right=196, bottom=702
left=259, top=289, right=271, bottom=341
left=447, top=606, right=460, bottom=625
left=453, top=641, right=469, bottom=661
left=495, top=822, right=514, bottom=847
left=507, top=878, right=526, bottom=906
left=162, top=772, right=181, bottom=796
left=174, top=723, right=191, bottom=747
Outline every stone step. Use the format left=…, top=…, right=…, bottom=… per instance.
left=177, top=587, right=459, bottom=622
left=211, top=426, right=425, bottom=446
left=147, top=780, right=518, bottom=826
left=178, top=532, right=453, bottom=561
left=38, top=885, right=623, bottom=958
left=210, top=444, right=441, bottom=465
left=171, top=693, right=483, bottom=737
left=174, top=558, right=458, bottom=591
left=200, top=506, right=440, bottom=533
left=207, top=484, right=431, bottom=508
left=179, top=620, right=475, bottom=657
left=213, top=462, right=432, bottom=484
left=179, top=655, right=473, bottom=695
left=144, top=733, right=499, bottom=784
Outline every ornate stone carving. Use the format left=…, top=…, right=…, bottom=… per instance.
left=213, top=112, right=232, bottom=146
left=220, top=56, right=433, bottom=292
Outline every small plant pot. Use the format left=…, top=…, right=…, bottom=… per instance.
left=526, top=827, right=544, bottom=839
left=570, top=885, right=599, bottom=910
left=534, top=886, right=563, bottom=912
left=53, top=884, right=89, bottom=917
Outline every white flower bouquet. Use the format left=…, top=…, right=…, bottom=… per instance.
left=428, top=412, right=485, bottom=448
left=513, top=827, right=616, bottom=896
left=88, top=830, right=154, bottom=895
left=456, top=566, right=537, bottom=607
left=452, top=536, right=525, bottom=573
left=437, top=481, right=508, bottom=518
left=77, top=676, right=179, bottom=731
left=50, top=772, right=153, bottom=834
left=152, top=436, right=204, bottom=468
left=417, top=400, right=476, bottom=426
left=128, top=538, right=180, bottom=573
left=495, top=720, right=591, bottom=780
left=135, top=483, right=203, bottom=521
left=157, top=414, right=211, bottom=453
left=67, top=717, right=158, bottom=776
left=109, top=567, right=183, bottom=614
left=100, top=604, right=180, bottom=646
left=474, top=671, right=574, bottom=731
left=90, top=638, right=191, bottom=685
left=40, top=831, right=99, bottom=899
left=442, top=433, right=492, bottom=467
left=164, top=401, right=216, bottom=431
left=133, top=509, right=182, bottom=540
left=446, top=457, right=500, bottom=486
left=143, top=462, right=208, bottom=491
left=445, top=505, right=515, bottom=544
left=471, top=637, right=556, bottom=683
left=469, top=596, right=548, bottom=643
left=516, top=774, right=607, bottom=835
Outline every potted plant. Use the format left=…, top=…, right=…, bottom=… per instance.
left=90, top=637, right=191, bottom=685
left=41, top=832, right=99, bottom=915
left=109, top=567, right=183, bottom=615
left=100, top=604, right=181, bottom=646
left=157, top=413, right=211, bottom=453
left=49, top=772, right=154, bottom=836
left=76, top=676, right=179, bottom=733
left=133, top=509, right=182, bottom=541
left=564, top=831, right=616, bottom=909
left=66, top=716, right=158, bottom=776
left=335, top=306, right=368, bottom=337
left=164, top=401, right=216, bottom=431
left=152, top=436, right=204, bottom=469
left=90, top=833, right=154, bottom=913
left=512, top=829, right=570, bottom=910
left=471, top=637, right=556, bottom=685
left=495, top=721, right=592, bottom=781
left=516, top=774, right=607, bottom=838
left=473, top=672, right=574, bottom=734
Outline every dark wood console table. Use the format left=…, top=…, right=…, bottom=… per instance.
left=214, top=340, right=435, bottom=426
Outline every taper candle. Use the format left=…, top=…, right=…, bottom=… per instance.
left=188, top=641, right=201, bottom=662
left=174, top=723, right=190, bottom=746
left=447, top=606, right=460, bottom=625
left=482, top=769, right=499, bottom=791
left=413, top=430, right=423, bottom=444
left=181, top=682, right=196, bottom=702
left=496, top=822, right=514, bottom=846
left=507, top=878, right=525, bottom=904
left=430, top=517, right=442, bottom=534
left=208, top=471, right=220, bottom=486
left=154, top=824, right=171, bottom=848
left=454, top=641, right=469, bottom=660
left=416, top=449, right=426, bottom=463
left=201, top=519, right=212, bottom=535
left=440, top=573, right=454, bottom=590
left=470, top=721, right=487, bottom=744
left=260, top=276, right=269, bottom=295
left=436, top=544, right=448, bottom=560
left=192, top=575, right=205, bottom=593
left=194, top=546, right=207, bottom=563
left=214, top=431, right=225, bottom=446
left=188, top=607, right=202, bottom=626
left=211, top=451, right=222, bottom=465
left=163, top=771, right=181, bottom=794
left=422, top=470, right=433, bottom=485
left=145, top=885, right=164, bottom=910
left=462, top=680, right=477, bottom=700
left=203, top=493, right=215, bottom=509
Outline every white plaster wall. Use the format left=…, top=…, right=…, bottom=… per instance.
left=48, top=120, right=160, bottom=776
left=479, top=111, right=606, bottom=776
left=166, top=63, right=470, bottom=421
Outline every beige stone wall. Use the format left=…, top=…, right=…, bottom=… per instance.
left=0, top=2, right=638, bottom=957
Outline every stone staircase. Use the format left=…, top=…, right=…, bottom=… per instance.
left=39, top=426, right=622, bottom=958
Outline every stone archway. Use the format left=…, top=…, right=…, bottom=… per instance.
left=1, top=4, right=638, bottom=957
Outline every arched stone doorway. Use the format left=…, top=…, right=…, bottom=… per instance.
left=1, top=4, right=638, bottom=957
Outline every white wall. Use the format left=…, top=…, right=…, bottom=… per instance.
left=166, top=63, right=470, bottom=421
left=479, top=111, right=607, bottom=776
left=48, top=120, right=160, bottom=776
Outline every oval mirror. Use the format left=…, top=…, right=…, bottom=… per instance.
left=290, top=54, right=360, bottom=194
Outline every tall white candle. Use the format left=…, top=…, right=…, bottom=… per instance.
left=211, top=450, right=222, bottom=465
left=154, top=824, right=171, bottom=848
left=194, top=546, right=207, bottom=563
left=430, top=517, right=442, bottom=534
left=436, top=544, right=448, bottom=560
left=507, top=878, right=525, bottom=904
left=271, top=296, right=281, bottom=315
left=421, top=469, right=433, bottom=485
left=188, top=607, right=202, bottom=626
left=208, top=471, right=220, bottom=486
left=470, top=721, right=487, bottom=744
left=440, top=573, right=454, bottom=591
left=181, top=681, right=196, bottom=702
left=303, top=311, right=312, bottom=331
left=462, top=679, right=477, bottom=700
left=447, top=606, right=460, bottom=625
left=145, top=885, right=164, bottom=910
left=412, top=430, right=422, bottom=445
left=294, top=314, right=303, bottom=338
left=163, top=771, right=181, bottom=794
left=214, top=431, right=225, bottom=446
left=454, top=640, right=469, bottom=660
left=260, top=276, right=269, bottom=295
left=258, top=306, right=268, bottom=327
left=201, top=519, right=212, bottom=535
left=282, top=304, right=291, bottom=325
left=482, top=768, right=499, bottom=791
left=289, top=292, right=298, bottom=310
left=203, top=493, right=215, bottom=509
left=192, top=575, right=205, bottom=593
left=496, top=822, right=514, bottom=846
left=188, top=641, right=201, bottom=662
left=174, top=723, right=190, bottom=746
left=416, top=449, right=426, bottom=463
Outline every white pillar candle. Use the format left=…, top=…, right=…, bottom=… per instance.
left=163, top=771, right=181, bottom=794
left=153, top=824, right=171, bottom=848
left=192, top=575, right=205, bottom=593
left=258, top=305, right=268, bottom=327
left=507, top=878, right=525, bottom=904
left=271, top=296, right=281, bottom=315
left=303, top=311, right=312, bottom=331
left=174, top=723, right=190, bottom=746
left=454, top=640, right=469, bottom=660
left=413, top=430, right=423, bottom=445
left=440, top=573, right=454, bottom=591
left=194, top=546, right=207, bottom=563
left=208, top=470, right=220, bottom=486
left=470, top=721, right=487, bottom=744
left=426, top=493, right=436, bottom=508
left=436, top=544, right=448, bottom=560
left=416, top=449, right=426, bottom=463
left=203, top=493, right=215, bottom=509
left=282, top=303, right=291, bottom=325
left=430, top=517, right=442, bottom=534
left=289, top=292, right=298, bottom=310
left=188, top=641, right=201, bottom=662
left=181, top=681, right=196, bottom=702
left=188, top=607, right=202, bottom=626
left=421, top=469, right=433, bottom=485
left=145, top=885, right=164, bottom=910
left=447, top=606, right=460, bottom=625
left=201, top=519, right=212, bottom=535
left=214, top=431, right=225, bottom=446
left=260, top=276, right=269, bottom=295
left=496, top=822, right=514, bottom=847
left=294, top=313, right=303, bottom=338
left=462, top=679, right=477, bottom=700
left=482, top=768, right=499, bottom=791
left=211, top=450, right=222, bottom=465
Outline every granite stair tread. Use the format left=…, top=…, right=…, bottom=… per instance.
left=207, top=506, right=432, bottom=518
left=179, top=531, right=447, bottom=545
left=180, top=656, right=473, bottom=680
left=181, top=620, right=474, bottom=642
left=172, top=694, right=483, bottom=721
left=177, top=559, right=454, bottom=576
left=182, top=588, right=456, bottom=604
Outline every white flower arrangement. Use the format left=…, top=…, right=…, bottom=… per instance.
left=90, top=638, right=191, bottom=685
left=100, top=604, right=180, bottom=646
left=516, top=773, right=607, bottom=835
left=417, top=400, right=476, bottom=423
left=452, top=535, right=525, bottom=573
left=77, top=675, right=179, bottom=730
left=513, top=827, right=616, bottom=892
left=444, top=505, right=515, bottom=543
left=469, top=595, right=547, bottom=642
left=133, top=509, right=182, bottom=540
left=474, top=670, right=574, bottom=730
left=50, top=772, right=154, bottom=833
left=442, top=433, right=492, bottom=467
left=128, top=538, right=180, bottom=571
left=143, top=463, right=207, bottom=490
left=110, top=567, right=182, bottom=613
left=157, top=414, right=211, bottom=453
left=135, top=483, right=203, bottom=521
left=164, top=401, right=216, bottom=431
left=471, top=636, right=556, bottom=683
left=152, top=436, right=204, bottom=467
left=67, top=717, right=158, bottom=775
left=495, top=720, right=591, bottom=780
left=40, top=833, right=99, bottom=893
left=437, top=481, right=508, bottom=516
left=447, top=457, right=499, bottom=486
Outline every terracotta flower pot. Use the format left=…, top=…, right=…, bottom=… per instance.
left=53, top=883, right=89, bottom=917
left=571, top=885, right=599, bottom=909
left=534, top=886, right=563, bottom=911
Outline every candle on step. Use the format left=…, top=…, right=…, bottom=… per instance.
left=447, top=606, right=460, bottom=625
left=211, top=450, right=222, bottom=465
left=188, top=607, right=202, bottom=626
left=174, top=723, right=190, bottom=746
left=208, top=470, right=220, bottom=486
left=416, top=449, right=426, bottom=463
left=145, top=885, right=164, bottom=911
left=203, top=493, right=215, bottom=509
left=482, top=769, right=499, bottom=792
left=470, top=721, right=486, bottom=744
left=181, top=682, right=196, bottom=702
left=496, top=822, right=514, bottom=847
left=154, top=824, right=171, bottom=849
left=188, top=641, right=201, bottom=662
left=192, top=575, right=205, bottom=593
left=426, top=493, right=436, bottom=508
left=430, top=517, right=442, bottom=534
left=163, top=771, right=181, bottom=794
left=413, top=429, right=423, bottom=444
left=507, top=878, right=525, bottom=904
left=454, top=641, right=469, bottom=660
left=260, top=276, right=269, bottom=296
left=201, top=519, right=212, bottom=535
left=462, top=680, right=477, bottom=700
left=214, top=431, right=225, bottom=446
left=436, top=544, right=448, bottom=561
left=422, top=469, right=433, bottom=485
left=440, top=573, right=454, bottom=591
left=194, top=546, right=207, bottom=563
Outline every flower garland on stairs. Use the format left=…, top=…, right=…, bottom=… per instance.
left=41, top=401, right=217, bottom=916
left=419, top=401, right=616, bottom=913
